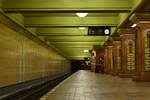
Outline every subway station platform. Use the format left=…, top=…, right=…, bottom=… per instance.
left=40, top=70, right=150, bottom=100
left=1, top=1, right=150, bottom=99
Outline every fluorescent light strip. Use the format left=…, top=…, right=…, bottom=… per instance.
left=131, top=24, right=137, bottom=28
left=79, top=27, right=86, bottom=29
left=76, top=13, right=88, bottom=17
left=83, top=50, right=89, bottom=53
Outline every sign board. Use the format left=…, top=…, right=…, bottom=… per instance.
left=88, top=26, right=111, bottom=36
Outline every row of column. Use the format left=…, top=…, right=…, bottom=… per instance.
left=104, top=22, right=150, bottom=81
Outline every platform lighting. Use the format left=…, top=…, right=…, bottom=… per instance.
left=131, top=24, right=137, bottom=28
left=79, top=27, right=86, bottom=29
left=83, top=50, right=89, bottom=53
left=76, top=13, right=88, bottom=17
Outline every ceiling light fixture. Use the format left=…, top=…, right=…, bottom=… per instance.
left=83, top=50, right=89, bottom=53
left=79, top=27, right=86, bottom=29
left=131, top=24, right=137, bottom=28
left=76, top=13, right=88, bottom=17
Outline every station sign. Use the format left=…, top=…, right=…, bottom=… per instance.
left=88, top=26, right=111, bottom=36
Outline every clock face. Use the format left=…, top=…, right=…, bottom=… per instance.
left=104, top=29, right=110, bottom=35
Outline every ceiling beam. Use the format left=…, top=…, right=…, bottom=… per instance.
left=3, top=0, right=131, bottom=12
left=68, top=56, right=90, bottom=60
left=55, top=45, right=93, bottom=48
left=36, top=27, right=116, bottom=36
left=36, top=28, right=88, bottom=36
left=24, top=16, right=118, bottom=27
left=50, top=41, right=105, bottom=46
left=44, top=36, right=108, bottom=42
left=58, top=47, right=91, bottom=55
left=110, top=0, right=148, bottom=37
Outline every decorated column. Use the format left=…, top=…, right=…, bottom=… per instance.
left=112, top=41, right=121, bottom=76
left=104, top=47, right=109, bottom=73
left=129, top=13, right=150, bottom=81
left=107, top=46, right=114, bottom=74
left=119, top=29, right=136, bottom=78
left=133, top=23, right=150, bottom=81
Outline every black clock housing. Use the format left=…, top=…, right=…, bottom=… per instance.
left=88, top=26, right=111, bottom=36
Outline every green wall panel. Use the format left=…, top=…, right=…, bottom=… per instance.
left=0, top=21, right=70, bottom=87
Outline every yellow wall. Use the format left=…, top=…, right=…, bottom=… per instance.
left=0, top=22, right=70, bottom=87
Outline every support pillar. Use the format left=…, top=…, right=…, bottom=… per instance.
left=133, top=23, right=150, bottom=81
left=107, top=46, right=114, bottom=74
left=129, top=13, right=150, bottom=81
left=118, top=29, right=136, bottom=78
left=112, top=41, right=121, bottom=76
left=104, top=47, right=109, bottom=74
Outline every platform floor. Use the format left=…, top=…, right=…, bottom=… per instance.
left=40, top=70, right=150, bottom=100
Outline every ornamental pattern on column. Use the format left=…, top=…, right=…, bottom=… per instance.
left=118, top=28, right=136, bottom=78
left=112, top=41, right=121, bottom=76
left=107, top=46, right=114, bottom=74
left=133, top=23, right=150, bottom=81
left=130, top=13, right=150, bottom=81
left=104, top=47, right=109, bottom=73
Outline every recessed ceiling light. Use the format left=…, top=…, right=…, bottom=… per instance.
left=131, top=24, right=137, bottom=28
left=79, top=27, right=86, bottom=29
left=76, top=13, right=88, bottom=17
left=83, top=50, right=89, bottom=53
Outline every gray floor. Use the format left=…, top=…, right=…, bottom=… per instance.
left=40, top=70, right=150, bottom=100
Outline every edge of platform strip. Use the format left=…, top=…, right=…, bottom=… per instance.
left=39, top=71, right=77, bottom=100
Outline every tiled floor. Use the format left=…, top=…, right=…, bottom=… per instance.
left=40, top=70, right=150, bottom=100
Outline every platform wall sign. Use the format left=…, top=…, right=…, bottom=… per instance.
left=144, top=29, right=150, bottom=71
left=126, top=40, right=135, bottom=71
left=88, top=26, right=111, bottom=36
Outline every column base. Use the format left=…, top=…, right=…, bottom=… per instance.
left=118, top=72, right=133, bottom=78
left=105, top=70, right=113, bottom=75
left=112, top=72, right=117, bottom=76
left=109, top=71, right=114, bottom=75
left=132, top=74, right=150, bottom=81
left=104, top=72, right=108, bottom=74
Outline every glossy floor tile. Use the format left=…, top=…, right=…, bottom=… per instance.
left=40, top=70, right=150, bottom=100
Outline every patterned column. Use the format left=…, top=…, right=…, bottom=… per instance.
left=133, top=23, right=150, bottom=81
left=107, top=46, right=114, bottom=74
left=104, top=47, right=109, bottom=73
left=118, top=29, right=136, bottom=78
left=112, top=41, right=121, bottom=76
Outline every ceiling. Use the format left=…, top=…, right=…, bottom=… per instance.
left=1, top=0, right=149, bottom=60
